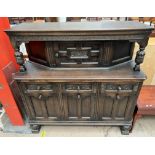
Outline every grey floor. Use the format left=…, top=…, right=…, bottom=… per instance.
left=0, top=116, right=155, bottom=137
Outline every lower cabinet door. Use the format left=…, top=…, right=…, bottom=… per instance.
left=26, top=94, right=59, bottom=120
left=100, top=83, right=139, bottom=121
left=61, top=93, right=99, bottom=121
left=23, top=83, right=59, bottom=120
left=60, top=83, right=100, bottom=121
left=21, top=82, right=139, bottom=122
left=100, top=94, right=136, bottom=121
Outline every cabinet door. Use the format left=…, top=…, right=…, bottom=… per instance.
left=60, top=83, right=100, bottom=121
left=100, top=83, right=139, bottom=121
left=54, top=41, right=102, bottom=67
left=24, top=83, right=59, bottom=120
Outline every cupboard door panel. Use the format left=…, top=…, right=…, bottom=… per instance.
left=100, top=83, right=139, bottom=121
left=62, top=83, right=98, bottom=121
left=24, top=83, right=59, bottom=120
left=81, top=95, right=91, bottom=118
left=63, top=93, right=93, bottom=120
left=45, top=96, right=59, bottom=118
left=67, top=94, right=78, bottom=117
left=116, top=96, right=128, bottom=118
left=101, top=96, right=113, bottom=119
left=31, top=97, right=43, bottom=118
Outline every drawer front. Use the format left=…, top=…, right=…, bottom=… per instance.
left=101, top=83, right=139, bottom=94
left=27, top=84, right=55, bottom=91
left=25, top=83, right=57, bottom=98
left=63, top=83, right=96, bottom=94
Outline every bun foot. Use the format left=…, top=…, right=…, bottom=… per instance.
left=120, top=125, right=131, bottom=135
left=30, top=125, right=41, bottom=133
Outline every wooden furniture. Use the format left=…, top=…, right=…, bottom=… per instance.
left=136, top=86, right=155, bottom=117
left=5, top=21, right=153, bottom=134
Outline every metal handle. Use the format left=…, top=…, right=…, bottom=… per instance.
left=55, top=52, right=59, bottom=58
left=77, top=94, right=81, bottom=99
left=38, top=94, right=42, bottom=100
left=117, top=86, right=122, bottom=91
left=116, top=94, right=120, bottom=100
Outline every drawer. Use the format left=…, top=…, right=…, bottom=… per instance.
left=24, top=83, right=56, bottom=97
left=63, top=83, right=96, bottom=93
left=27, top=84, right=55, bottom=91
left=101, top=83, right=139, bottom=94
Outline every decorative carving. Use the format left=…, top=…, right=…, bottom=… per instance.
left=65, top=84, right=93, bottom=93
left=106, top=84, right=132, bottom=91
left=106, top=84, right=117, bottom=90
left=11, top=32, right=150, bottom=42
left=14, top=41, right=26, bottom=72
left=133, top=83, right=139, bottom=92
left=58, top=84, right=67, bottom=120
left=101, top=41, right=113, bottom=65
left=27, top=84, right=53, bottom=90
left=58, top=46, right=99, bottom=65
left=134, top=38, right=149, bottom=71
left=45, top=42, right=56, bottom=66
left=122, top=84, right=132, bottom=90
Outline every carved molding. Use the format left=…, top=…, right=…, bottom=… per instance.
left=11, top=33, right=149, bottom=42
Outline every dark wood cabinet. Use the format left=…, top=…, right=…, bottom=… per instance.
left=5, top=21, right=153, bottom=134
left=19, top=81, right=141, bottom=122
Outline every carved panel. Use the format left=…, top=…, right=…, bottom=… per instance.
left=54, top=41, right=101, bottom=67
left=61, top=83, right=99, bottom=120
left=100, top=41, right=113, bottom=66
left=45, top=42, right=56, bottom=66
left=100, top=82, right=140, bottom=120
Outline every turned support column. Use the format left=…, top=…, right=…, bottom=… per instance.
left=133, top=38, right=149, bottom=71
left=14, top=41, right=26, bottom=72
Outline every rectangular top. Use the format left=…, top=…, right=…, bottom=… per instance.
left=6, top=21, right=154, bottom=32
left=13, top=61, right=146, bottom=82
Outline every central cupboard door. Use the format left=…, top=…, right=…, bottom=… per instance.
left=59, top=83, right=100, bottom=121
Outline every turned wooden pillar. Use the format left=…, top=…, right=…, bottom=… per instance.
left=134, top=38, right=149, bottom=71
left=14, top=41, right=26, bottom=72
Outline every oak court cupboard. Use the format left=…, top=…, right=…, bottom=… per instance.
left=5, top=21, right=153, bottom=134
